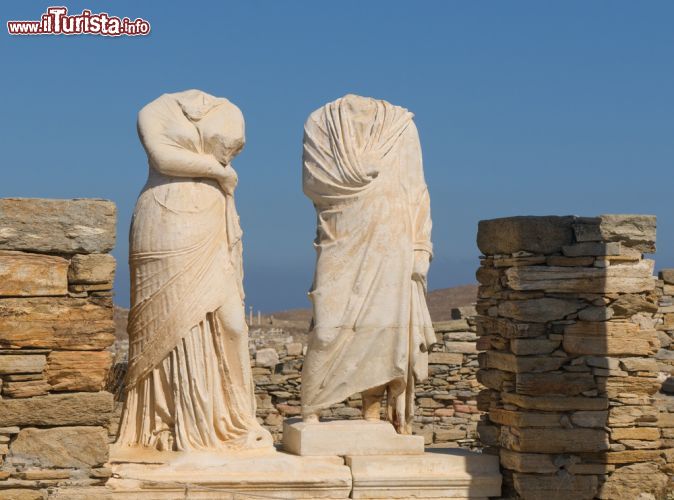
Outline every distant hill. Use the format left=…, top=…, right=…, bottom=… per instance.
left=426, top=284, right=478, bottom=321
left=265, top=284, right=478, bottom=323
left=113, top=284, right=478, bottom=339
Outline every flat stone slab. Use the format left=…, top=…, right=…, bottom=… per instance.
left=107, top=448, right=351, bottom=499
left=347, top=448, right=502, bottom=499
left=0, top=198, right=116, bottom=254
left=282, top=418, right=425, bottom=456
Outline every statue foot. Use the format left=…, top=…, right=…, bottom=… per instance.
left=303, top=412, right=319, bottom=424
left=362, top=401, right=382, bottom=421
left=362, top=389, right=383, bottom=422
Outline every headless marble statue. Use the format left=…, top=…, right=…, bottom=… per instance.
left=300, top=94, right=435, bottom=434
left=116, top=90, right=272, bottom=452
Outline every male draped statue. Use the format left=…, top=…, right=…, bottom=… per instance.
left=116, top=90, right=272, bottom=452
left=301, top=94, right=435, bottom=434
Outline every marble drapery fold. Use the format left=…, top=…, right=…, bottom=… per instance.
left=301, top=94, right=434, bottom=434
left=116, top=90, right=271, bottom=451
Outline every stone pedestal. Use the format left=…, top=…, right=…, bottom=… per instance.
left=108, top=422, right=502, bottom=499
left=347, top=449, right=501, bottom=499
left=280, top=419, right=501, bottom=499
left=282, top=418, right=424, bottom=456
left=107, top=448, right=352, bottom=499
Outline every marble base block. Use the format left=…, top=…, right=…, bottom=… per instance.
left=346, top=448, right=502, bottom=499
left=107, top=448, right=351, bottom=499
left=282, top=418, right=425, bottom=456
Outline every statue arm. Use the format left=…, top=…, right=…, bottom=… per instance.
left=413, top=187, right=433, bottom=257
left=137, top=105, right=226, bottom=180
left=403, top=121, right=432, bottom=287
left=404, top=122, right=433, bottom=257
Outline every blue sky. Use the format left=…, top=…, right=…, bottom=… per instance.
left=2, top=1, right=673, bottom=311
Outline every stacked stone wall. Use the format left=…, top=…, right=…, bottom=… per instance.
left=655, top=269, right=674, bottom=494
left=475, top=214, right=672, bottom=499
left=250, top=306, right=485, bottom=449
left=0, top=198, right=117, bottom=499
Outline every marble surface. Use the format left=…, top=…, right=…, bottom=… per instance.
left=282, top=418, right=424, bottom=456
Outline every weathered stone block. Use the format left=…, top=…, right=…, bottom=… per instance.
left=598, top=376, right=660, bottom=397
left=450, top=305, right=477, bottom=319
left=600, top=449, right=669, bottom=464
left=578, top=306, right=613, bottom=322
left=444, top=341, right=477, bottom=354
left=255, top=348, right=279, bottom=367
left=502, top=392, right=608, bottom=411
left=0, top=198, right=116, bottom=254
left=477, top=216, right=575, bottom=255
left=476, top=316, right=546, bottom=339
left=0, top=490, right=44, bottom=500
left=546, top=255, right=595, bottom=267
left=68, top=254, right=115, bottom=284
left=513, top=472, right=598, bottom=500
left=285, top=342, right=303, bottom=357
left=505, top=261, right=654, bottom=294
left=0, top=298, right=114, bottom=350
left=0, top=355, right=45, bottom=375
left=0, top=251, right=68, bottom=296
left=433, top=428, right=466, bottom=441
left=660, top=269, right=674, bottom=285
left=502, top=427, right=609, bottom=453
left=482, top=350, right=565, bottom=373
left=476, top=369, right=512, bottom=390
left=658, top=413, right=674, bottom=428
left=489, top=408, right=561, bottom=428
left=563, top=241, right=622, bottom=256
left=428, top=352, right=463, bottom=365
left=10, top=426, right=108, bottom=468
left=619, top=357, right=658, bottom=372
left=611, top=293, right=658, bottom=317
left=570, top=410, right=607, bottom=428
left=573, top=214, right=656, bottom=253
left=476, top=421, right=499, bottom=446
left=597, top=462, right=668, bottom=500
left=611, top=427, right=660, bottom=441
left=500, top=449, right=558, bottom=473
left=0, top=392, right=113, bottom=426
left=498, top=298, right=583, bottom=323
left=493, top=255, right=547, bottom=267
left=563, top=322, right=658, bottom=356
left=16, top=470, right=71, bottom=480
left=510, top=338, right=560, bottom=355
left=516, top=372, right=595, bottom=396
left=608, top=405, right=658, bottom=426
left=47, top=351, right=112, bottom=391
left=2, top=379, right=50, bottom=398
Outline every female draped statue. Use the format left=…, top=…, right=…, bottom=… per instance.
left=300, top=94, right=435, bottom=434
left=116, top=90, right=272, bottom=452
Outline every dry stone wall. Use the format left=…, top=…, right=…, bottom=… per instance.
left=655, top=269, right=674, bottom=495
left=0, top=198, right=117, bottom=499
left=475, top=214, right=672, bottom=499
left=250, top=306, right=485, bottom=449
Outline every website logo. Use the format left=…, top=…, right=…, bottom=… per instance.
left=7, top=6, right=151, bottom=36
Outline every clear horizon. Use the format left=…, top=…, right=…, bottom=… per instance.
left=2, top=1, right=673, bottom=312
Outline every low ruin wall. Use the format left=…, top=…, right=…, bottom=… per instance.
left=0, top=198, right=117, bottom=499
left=475, top=215, right=672, bottom=499
left=249, top=306, right=485, bottom=449
left=4, top=198, right=674, bottom=500
left=655, top=269, right=674, bottom=492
